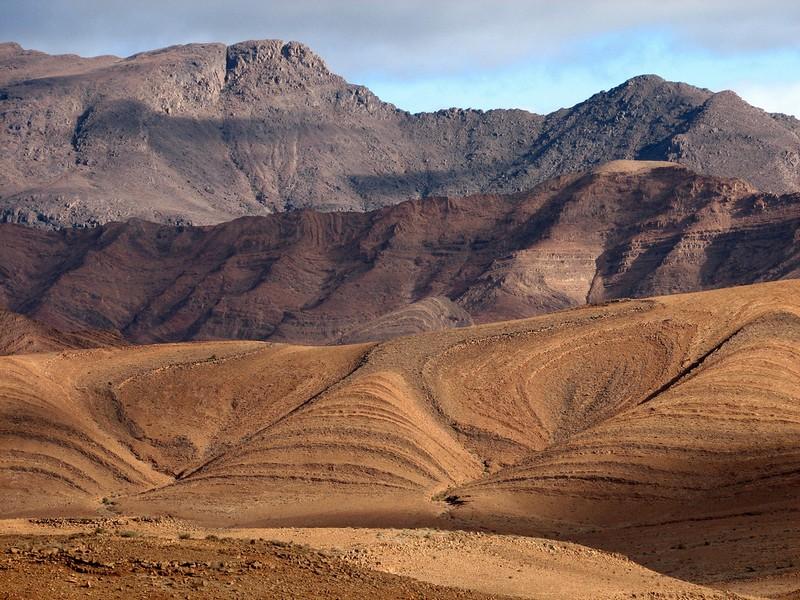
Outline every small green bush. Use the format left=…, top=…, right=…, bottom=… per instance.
left=119, top=530, right=139, bottom=538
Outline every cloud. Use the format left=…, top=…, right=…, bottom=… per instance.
left=367, top=33, right=800, bottom=115
left=2, top=1, right=799, bottom=72
left=1, top=0, right=798, bottom=115
left=739, top=82, right=800, bottom=117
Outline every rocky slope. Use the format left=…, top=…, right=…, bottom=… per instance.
left=0, top=525, right=742, bottom=600
left=1, top=40, right=798, bottom=227
left=0, top=308, right=124, bottom=356
left=0, top=532, right=503, bottom=599
left=1, top=161, right=798, bottom=344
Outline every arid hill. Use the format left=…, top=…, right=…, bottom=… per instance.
left=0, top=308, right=124, bottom=356
left=1, top=161, right=798, bottom=344
left=1, top=280, right=799, bottom=598
left=1, top=39, right=798, bottom=227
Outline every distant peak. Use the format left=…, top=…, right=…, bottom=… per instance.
left=0, top=42, right=23, bottom=55
left=586, top=73, right=713, bottom=110
left=0, top=42, right=22, bottom=50
left=626, top=74, right=666, bottom=83
left=610, top=74, right=670, bottom=95
left=225, top=39, right=330, bottom=84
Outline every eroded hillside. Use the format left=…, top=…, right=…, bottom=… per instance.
left=1, top=162, right=798, bottom=344
left=2, top=280, right=800, bottom=594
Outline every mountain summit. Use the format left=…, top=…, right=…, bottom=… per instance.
left=1, top=39, right=798, bottom=227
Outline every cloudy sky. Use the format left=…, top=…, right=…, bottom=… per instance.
left=2, top=0, right=799, bottom=116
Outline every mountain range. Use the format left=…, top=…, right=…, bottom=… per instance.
left=1, top=39, right=799, bottom=228
left=1, top=160, right=798, bottom=344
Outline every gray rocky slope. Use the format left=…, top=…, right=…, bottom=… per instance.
left=1, top=39, right=799, bottom=227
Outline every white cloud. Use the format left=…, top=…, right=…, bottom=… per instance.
left=2, top=0, right=798, bottom=116
left=3, top=0, right=799, bottom=74
left=738, top=82, right=800, bottom=117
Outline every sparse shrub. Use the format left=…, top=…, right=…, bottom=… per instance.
left=93, top=527, right=107, bottom=535
left=671, top=543, right=686, bottom=550
left=178, top=532, right=191, bottom=540
left=119, top=530, right=139, bottom=538
left=431, top=489, right=468, bottom=505
left=205, top=534, right=220, bottom=541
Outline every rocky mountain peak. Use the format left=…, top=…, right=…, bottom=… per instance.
left=607, top=74, right=708, bottom=104
left=0, top=42, right=23, bottom=55
left=224, top=39, right=332, bottom=87
left=1, top=39, right=799, bottom=226
left=620, top=73, right=666, bottom=87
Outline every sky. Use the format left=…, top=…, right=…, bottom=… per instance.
left=2, top=0, right=799, bottom=116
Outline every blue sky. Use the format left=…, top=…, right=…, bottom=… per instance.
left=2, top=0, right=799, bottom=116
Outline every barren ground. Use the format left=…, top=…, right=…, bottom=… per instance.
left=0, top=519, right=752, bottom=599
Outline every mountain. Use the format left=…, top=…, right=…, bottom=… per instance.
left=2, top=279, right=798, bottom=598
left=1, top=39, right=798, bottom=227
left=0, top=161, right=798, bottom=344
